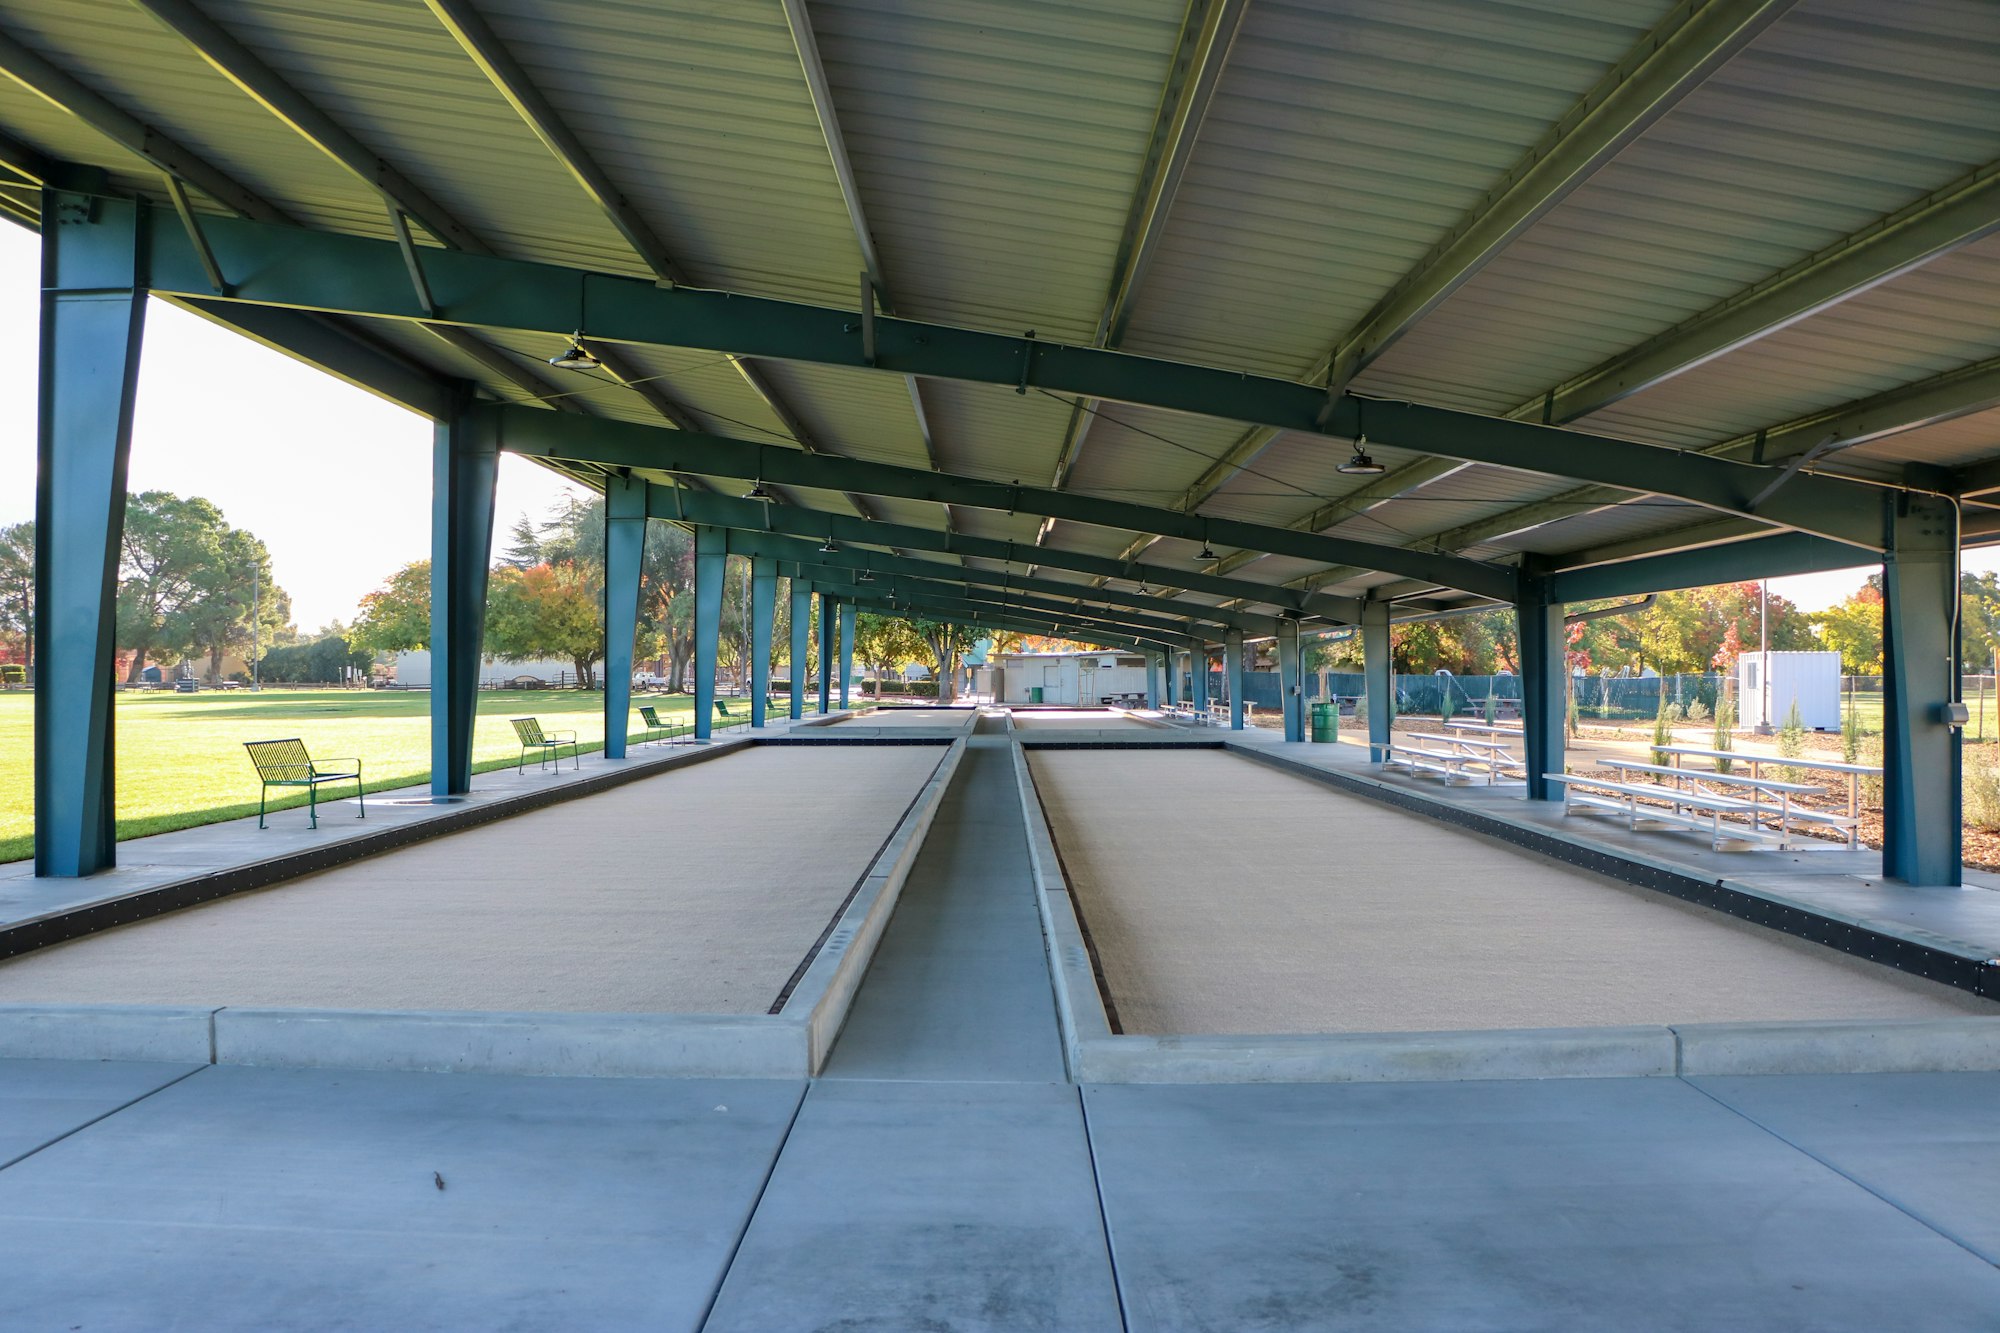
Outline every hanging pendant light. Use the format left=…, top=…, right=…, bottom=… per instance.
left=857, top=570, right=876, bottom=584
left=1197, top=517, right=1217, bottom=562
left=818, top=538, right=839, bottom=554
left=741, top=480, right=777, bottom=502
left=547, top=333, right=601, bottom=371
left=1337, top=434, right=1385, bottom=476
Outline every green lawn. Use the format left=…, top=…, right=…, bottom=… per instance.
left=0, top=688, right=767, bottom=863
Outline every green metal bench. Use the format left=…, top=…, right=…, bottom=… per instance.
left=243, top=738, right=364, bottom=830
left=511, top=716, right=579, bottom=773
left=636, top=704, right=689, bottom=746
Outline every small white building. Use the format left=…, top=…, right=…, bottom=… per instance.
left=1737, top=650, right=1841, bottom=731
left=991, top=650, right=1151, bottom=705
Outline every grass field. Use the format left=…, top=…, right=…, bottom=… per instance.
left=0, top=688, right=770, bottom=864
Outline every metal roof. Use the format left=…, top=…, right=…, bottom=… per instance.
left=9, top=0, right=2000, bottom=637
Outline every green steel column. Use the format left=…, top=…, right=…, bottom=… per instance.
left=1363, top=600, right=1392, bottom=761
left=750, top=556, right=776, bottom=727
left=1515, top=575, right=1566, bottom=800
left=1881, top=496, right=1962, bottom=885
left=1225, top=629, right=1246, bottom=730
left=33, top=192, right=148, bottom=877
left=692, top=525, right=725, bottom=741
left=838, top=600, right=856, bottom=709
left=1190, top=634, right=1210, bottom=712
left=789, top=578, right=812, bottom=718
left=601, top=473, right=645, bottom=759
left=1277, top=618, right=1304, bottom=742
left=430, top=382, right=498, bottom=796
left=1145, top=653, right=1160, bottom=709
left=817, top=591, right=834, bottom=714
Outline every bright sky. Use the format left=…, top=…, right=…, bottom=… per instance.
left=0, top=223, right=586, bottom=632
left=0, top=220, right=1989, bottom=626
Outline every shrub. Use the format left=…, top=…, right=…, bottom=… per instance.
left=907, top=680, right=938, bottom=697
left=1713, top=695, right=1736, bottom=775
left=0, top=662, right=24, bottom=685
left=1482, top=694, right=1496, bottom=724
left=1686, top=697, right=1711, bottom=724
left=1842, top=701, right=1862, bottom=765
left=1778, top=698, right=1806, bottom=782
left=1565, top=684, right=1579, bottom=739
left=1966, top=745, right=2000, bottom=832
left=1650, top=697, right=1673, bottom=778
left=1860, top=731, right=1884, bottom=806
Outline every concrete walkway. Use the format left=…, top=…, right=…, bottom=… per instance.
left=5, top=716, right=2000, bottom=1327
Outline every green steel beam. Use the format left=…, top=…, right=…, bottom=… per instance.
left=430, top=384, right=499, bottom=795
left=791, top=567, right=1222, bottom=647
left=491, top=404, right=1514, bottom=598
left=711, top=526, right=1273, bottom=634
left=750, top=556, right=776, bottom=727
left=167, top=297, right=452, bottom=418
left=788, top=578, right=812, bottom=718
left=640, top=481, right=1369, bottom=621
left=793, top=580, right=1152, bottom=653
left=1551, top=531, right=1877, bottom=602
left=33, top=188, right=147, bottom=876
left=692, top=524, right=725, bottom=739
left=119, top=203, right=1895, bottom=547
left=601, top=473, right=646, bottom=758
left=1880, top=496, right=1962, bottom=884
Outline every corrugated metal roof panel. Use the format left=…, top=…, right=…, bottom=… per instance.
left=811, top=0, right=1183, bottom=341
left=1357, top=0, right=2000, bottom=416
left=1116, top=0, right=1674, bottom=376
left=1061, top=404, right=1258, bottom=508
left=1837, top=404, right=2000, bottom=471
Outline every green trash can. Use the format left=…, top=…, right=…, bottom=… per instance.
left=1027, top=686, right=1044, bottom=704
left=1310, top=700, right=1338, bottom=743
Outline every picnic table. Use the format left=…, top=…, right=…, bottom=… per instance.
left=1653, top=744, right=1880, bottom=819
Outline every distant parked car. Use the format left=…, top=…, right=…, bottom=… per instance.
left=633, top=671, right=668, bottom=688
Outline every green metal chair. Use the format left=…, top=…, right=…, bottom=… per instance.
left=714, top=698, right=752, bottom=731
left=511, top=717, right=579, bottom=773
left=243, top=738, right=364, bottom=830
left=636, top=704, right=686, bottom=746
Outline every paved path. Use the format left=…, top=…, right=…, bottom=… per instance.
left=5, top=716, right=2000, bottom=1328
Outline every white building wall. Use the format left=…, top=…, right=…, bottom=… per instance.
left=389, top=650, right=587, bottom=689
left=1738, top=651, right=1841, bottom=730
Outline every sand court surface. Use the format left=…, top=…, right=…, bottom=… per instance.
left=0, top=744, right=946, bottom=1014
left=830, top=708, right=972, bottom=726
left=1027, top=748, right=1998, bottom=1036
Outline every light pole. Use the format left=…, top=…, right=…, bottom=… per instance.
left=1754, top=578, right=1773, bottom=734
left=251, top=560, right=261, bottom=691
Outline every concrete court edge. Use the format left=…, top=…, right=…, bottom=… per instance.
left=0, top=723, right=966, bottom=1079
left=1007, top=731, right=2000, bottom=1083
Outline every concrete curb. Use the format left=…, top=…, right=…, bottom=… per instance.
left=0, top=1002, right=216, bottom=1064
left=210, top=1008, right=804, bottom=1079
left=1009, top=738, right=1115, bottom=1080
left=1674, top=1016, right=2000, bottom=1076
left=1074, top=1026, right=1677, bottom=1084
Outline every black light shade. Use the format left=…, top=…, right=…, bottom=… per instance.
left=858, top=570, right=876, bottom=583
left=818, top=539, right=839, bottom=554
left=547, top=336, right=600, bottom=371
left=1338, top=435, right=1386, bottom=475
left=742, top=482, right=777, bottom=502
left=1198, top=544, right=1218, bottom=561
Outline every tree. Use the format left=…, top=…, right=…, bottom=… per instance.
left=853, top=612, right=924, bottom=691
left=0, top=521, right=32, bottom=674
left=908, top=618, right=982, bottom=703
left=350, top=560, right=432, bottom=653
left=485, top=562, right=603, bottom=686
left=1812, top=585, right=1883, bottom=675
left=256, top=631, right=370, bottom=683
left=179, top=527, right=290, bottom=683
left=115, top=492, right=235, bottom=682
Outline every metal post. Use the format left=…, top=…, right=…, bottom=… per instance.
left=817, top=591, right=834, bottom=714
left=1225, top=629, right=1245, bottom=730
left=838, top=600, right=856, bottom=709
left=1515, top=575, right=1566, bottom=800
left=1277, top=617, right=1304, bottom=742
left=33, top=192, right=148, bottom=877
left=250, top=560, right=260, bottom=691
left=692, top=525, right=725, bottom=741
left=1145, top=652, right=1160, bottom=709
left=601, top=473, right=645, bottom=759
left=790, top=579, right=812, bottom=718
left=1880, top=495, right=1961, bottom=885
left=430, top=382, right=498, bottom=797
left=1362, top=601, right=1392, bottom=762
left=750, top=556, right=776, bottom=727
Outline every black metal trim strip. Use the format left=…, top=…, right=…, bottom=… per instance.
left=1228, top=745, right=2000, bottom=1001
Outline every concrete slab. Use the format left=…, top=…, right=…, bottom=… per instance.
left=1691, top=1071, right=2000, bottom=1266
left=0, top=1064, right=804, bottom=1333
left=0, top=1002, right=215, bottom=1064
left=823, top=726, right=1068, bottom=1082
left=0, top=1059, right=198, bottom=1168
left=1084, top=1078, right=2000, bottom=1331
left=703, top=1079, right=1122, bottom=1332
